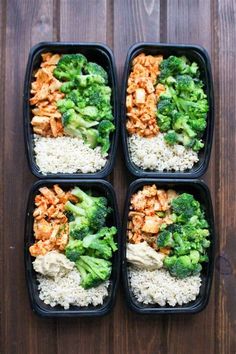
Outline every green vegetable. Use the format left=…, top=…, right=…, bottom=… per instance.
left=157, top=193, right=210, bottom=278
left=97, top=120, right=115, bottom=154
left=65, top=186, right=110, bottom=232
left=65, top=226, right=117, bottom=262
left=85, top=62, right=108, bottom=83
left=164, top=255, right=202, bottom=278
left=53, top=54, right=87, bottom=81
left=157, top=56, right=208, bottom=151
left=76, top=255, right=112, bottom=289
left=53, top=53, right=114, bottom=153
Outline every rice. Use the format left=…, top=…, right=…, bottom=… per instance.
left=33, top=135, right=108, bottom=174
left=128, top=133, right=199, bottom=171
left=128, top=266, right=201, bottom=306
left=37, top=268, right=109, bottom=309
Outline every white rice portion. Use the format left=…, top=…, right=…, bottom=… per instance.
left=33, top=135, right=108, bottom=174
left=128, top=266, right=201, bottom=306
left=128, top=133, right=199, bottom=171
left=37, top=268, right=109, bottom=309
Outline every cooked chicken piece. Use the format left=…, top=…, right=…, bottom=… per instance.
left=29, top=239, right=55, bottom=257
left=142, top=216, right=161, bottom=234
left=31, top=116, right=50, bottom=132
left=142, top=184, right=157, bottom=197
left=156, top=189, right=169, bottom=211
left=135, top=88, right=146, bottom=104
left=126, top=95, right=133, bottom=110
left=34, top=219, right=53, bottom=240
left=130, top=191, right=147, bottom=211
left=33, top=204, right=48, bottom=220
left=39, top=187, right=59, bottom=205
left=55, top=231, right=69, bottom=251
left=145, top=80, right=155, bottom=93
left=132, top=214, right=145, bottom=229
left=41, top=53, right=61, bottom=67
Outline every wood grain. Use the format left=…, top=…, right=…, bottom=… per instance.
left=216, top=1, right=236, bottom=353
left=0, top=0, right=235, bottom=353
left=2, top=1, right=57, bottom=353
left=165, top=1, right=216, bottom=353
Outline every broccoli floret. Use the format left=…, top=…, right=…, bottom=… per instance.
left=79, top=127, right=99, bottom=149
left=159, top=56, right=199, bottom=83
left=189, top=118, right=207, bottom=133
left=157, top=99, right=175, bottom=115
left=76, top=255, right=112, bottom=289
left=190, top=250, right=200, bottom=264
left=69, top=187, right=110, bottom=231
left=192, top=139, right=204, bottom=152
left=68, top=215, right=90, bottom=240
left=53, top=54, right=87, bottom=81
left=171, top=193, right=201, bottom=222
left=57, top=99, right=75, bottom=113
left=164, top=130, right=179, bottom=145
left=157, top=229, right=175, bottom=248
left=97, top=120, right=115, bottom=154
left=78, top=106, right=98, bottom=118
left=85, top=62, right=108, bottom=83
left=175, top=75, right=195, bottom=92
left=65, top=238, right=85, bottom=262
left=75, top=74, right=105, bottom=87
left=158, top=114, right=172, bottom=132
left=61, top=108, right=98, bottom=137
left=172, top=115, right=197, bottom=138
left=60, top=81, right=76, bottom=93
left=82, top=226, right=117, bottom=259
left=164, top=255, right=201, bottom=278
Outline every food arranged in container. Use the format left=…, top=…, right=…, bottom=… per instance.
left=24, top=43, right=118, bottom=178
left=122, top=43, right=214, bottom=178
left=25, top=180, right=120, bottom=317
left=122, top=179, right=214, bottom=314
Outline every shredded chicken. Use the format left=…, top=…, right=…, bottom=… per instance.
left=29, top=185, right=78, bottom=257
left=126, top=53, right=164, bottom=137
left=128, top=185, right=178, bottom=250
left=30, top=53, right=64, bottom=137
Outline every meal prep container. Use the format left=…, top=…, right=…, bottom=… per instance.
left=25, top=179, right=121, bottom=317
left=121, top=43, right=214, bottom=178
left=122, top=178, right=215, bottom=314
left=23, top=42, right=119, bottom=179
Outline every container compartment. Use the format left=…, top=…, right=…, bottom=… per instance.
left=121, top=43, right=214, bottom=178
left=25, top=179, right=120, bottom=317
left=122, top=178, right=215, bottom=314
left=24, top=42, right=118, bottom=179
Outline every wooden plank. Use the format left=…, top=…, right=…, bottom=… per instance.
left=0, top=1, right=5, bottom=353
left=113, top=2, right=171, bottom=354
left=2, top=1, right=57, bottom=353
left=215, top=1, right=236, bottom=353
left=165, top=1, right=216, bottom=353
left=57, top=2, right=114, bottom=354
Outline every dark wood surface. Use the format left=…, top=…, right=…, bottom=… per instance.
left=0, top=0, right=235, bottom=353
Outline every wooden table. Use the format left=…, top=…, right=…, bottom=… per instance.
left=0, top=1, right=235, bottom=353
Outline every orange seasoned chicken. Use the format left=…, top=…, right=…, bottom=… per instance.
left=29, top=185, right=77, bottom=257
left=30, top=53, right=65, bottom=137
left=126, top=53, right=164, bottom=137
left=127, top=185, right=178, bottom=250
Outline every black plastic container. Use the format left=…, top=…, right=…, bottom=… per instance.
left=121, top=43, right=214, bottom=178
left=25, top=179, right=120, bottom=317
left=122, top=178, right=215, bottom=314
left=23, top=42, right=118, bottom=179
